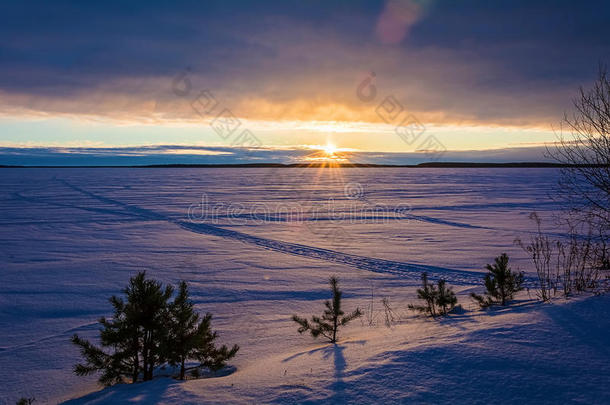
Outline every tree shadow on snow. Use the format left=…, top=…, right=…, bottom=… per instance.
left=61, top=377, right=192, bottom=404
left=468, top=298, right=542, bottom=317
left=282, top=340, right=367, bottom=403
left=61, top=366, right=237, bottom=404
left=435, top=299, right=542, bottom=331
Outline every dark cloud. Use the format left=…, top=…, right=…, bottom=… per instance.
left=0, top=0, right=608, bottom=125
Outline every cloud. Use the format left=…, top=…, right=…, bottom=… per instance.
left=0, top=144, right=552, bottom=166
left=0, top=0, right=607, bottom=129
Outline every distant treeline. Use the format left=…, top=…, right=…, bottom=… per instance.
left=2, top=162, right=606, bottom=168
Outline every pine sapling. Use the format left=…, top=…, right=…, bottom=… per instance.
left=167, top=281, right=239, bottom=380
left=408, top=273, right=457, bottom=317
left=72, top=271, right=173, bottom=385
left=408, top=272, right=437, bottom=317
left=436, top=279, right=458, bottom=315
left=292, top=276, right=362, bottom=343
left=471, top=253, right=524, bottom=307
left=190, top=313, right=239, bottom=375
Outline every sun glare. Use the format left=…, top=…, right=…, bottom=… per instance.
left=323, top=143, right=338, bottom=156
left=302, top=142, right=350, bottom=163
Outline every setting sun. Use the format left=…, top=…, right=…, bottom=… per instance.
left=301, top=143, right=350, bottom=163
left=323, top=143, right=338, bottom=156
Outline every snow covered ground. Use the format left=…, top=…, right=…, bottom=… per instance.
left=1, top=168, right=608, bottom=404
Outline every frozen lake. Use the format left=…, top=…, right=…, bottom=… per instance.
left=0, top=168, right=575, bottom=403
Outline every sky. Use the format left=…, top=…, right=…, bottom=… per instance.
left=0, top=0, right=609, bottom=165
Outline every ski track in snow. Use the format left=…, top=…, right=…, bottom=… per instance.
left=52, top=179, right=537, bottom=287
left=197, top=207, right=568, bottom=239
left=0, top=321, right=99, bottom=354
left=210, top=212, right=486, bottom=230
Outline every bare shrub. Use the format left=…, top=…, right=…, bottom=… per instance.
left=545, top=64, right=610, bottom=294
left=381, top=297, right=398, bottom=327
left=364, top=283, right=376, bottom=326
left=517, top=213, right=606, bottom=300
left=549, top=65, right=610, bottom=233
left=516, top=213, right=555, bottom=301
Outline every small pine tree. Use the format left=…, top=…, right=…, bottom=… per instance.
left=72, top=272, right=173, bottom=385
left=471, top=253, right=524, bottom=307
left=408, top=273, right=457, bottom=317
left=167, top=281, right=239, bottom=380
left=191, top=315, right=239, bottom=373
left=292, top=276, right=362, bottom=343
left=436, top=279, right=458, bottom=315
left=408, top=272, right=438, bottom=317
left=16, top=398, right=35, bottom=405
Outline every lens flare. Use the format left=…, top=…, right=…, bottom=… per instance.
left=323, top=143, right=338, bottom=156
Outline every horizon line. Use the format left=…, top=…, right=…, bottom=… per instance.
left=0, top=162, right=602, bottom=169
